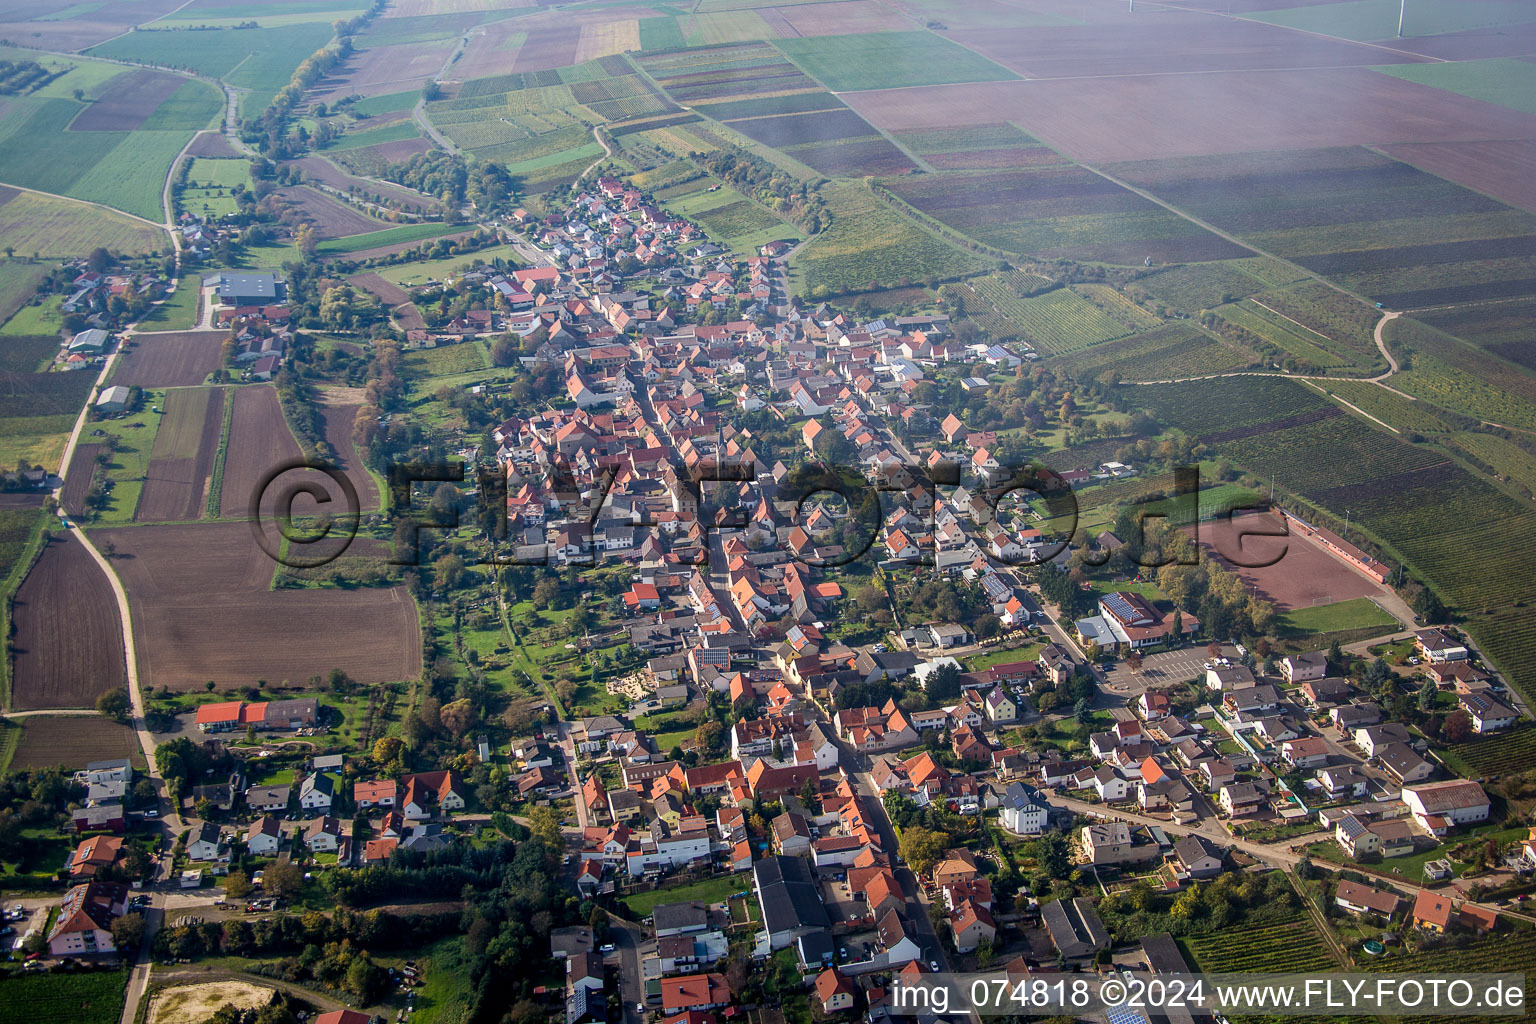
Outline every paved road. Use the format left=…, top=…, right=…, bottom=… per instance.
left=611, top=916, right=645, bottom=1022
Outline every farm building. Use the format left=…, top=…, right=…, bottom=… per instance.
left=69, top=328, right=111, bottom=355
left=96, top=385, right=132, bottom=413
left=216, top=271, right=285, bottom=306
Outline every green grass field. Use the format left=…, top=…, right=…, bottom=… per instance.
left=139, top=275, right=202, bottom=329
left=1253, top=0, right=1534, bottom=41
left=316, top=223, right=464, bottom=255
left=327, top=119, right=422, bottom=152
left=1375, top=57, right=1536, bottom=114
left=87, top=23, right=336, bottom=112
left=402, top=341, right=489, bottom=377
left=0, top=190, right=168, bottom=258
left=620, top=874, right=739, bottom=918
left=664, top=181, right=798, bottom=254
left=1276, top=597, right=1397, bottom=637
left=0, top=261, right=48, bottom=324
left=776, top=31, right=1017, bottom=91
left=373, top=244, right=519, bottom=285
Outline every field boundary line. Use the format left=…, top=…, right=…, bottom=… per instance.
left=1249, top=297, right=1334, bottom=341
left=0, top=179, right=170, bottom=233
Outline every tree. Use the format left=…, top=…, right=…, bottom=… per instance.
left=110, top=912, right=145, bottom=951
left=490, top=336, right=518, bottom=367
left=224, top=869, right=253, bottom=900
left=925, top=661, right=962, bottom=705
left=898, top=824, right=950, bottom=875
left=1442, top=709, right=1474, bottom=744
left=528, top=806, right=563, bottom=854
left=263, top=859, right=303, bottom=899
left=1073, top=697, right=1093, bottom=724
left=346, top=954, right=388, bottom=1003
left=439, top=697, right=476, bottom=739
left=96, top=687, right=132, bottom=723
left=372, top=736, right=404, bottom=772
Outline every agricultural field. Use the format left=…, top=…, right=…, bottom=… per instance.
left=1374, top=57, right=1536, bottom=115
left=881, top=166, right=1247, bottom=265
left=1252, top=0, right=1536, bottom=43
left=1443, top=725, right=1536, bottom=777
left=0, top=260, right=48, bottom=325
left=1182, top=912, right=1338, bottom=974
left=87, top=23, right=336, bottom=113
left=662, top=180, right=798, bottom=254
left=179, top=157, right=249, bottom=220
left=711, top=103, right=912, bottom=177
left=1054, top=322, right=1257, bottom=382
left=0, top=966, right=127, bottom=1024
left=789, top=181, right=991, bottom=298
left=326, top=118, right=422, bottom=153
left=318, top=391, right=381, bottom=514
left=317, top=223, right=468, bottom=257
left=968, top=284, right=1136, bottom=356
left=635, top=43, right=821, bottom=105
left=1129, top=259, right=1296, bottom=314
left=775, top=31, right=1017, bottom=92
left=217, top=384, right=304, bottom=519
left=0, top=187, right=167, bottom=258
left=269, top=185, right=388, bottom=240
left=10, top=532, right=126, bottom=710
left=1445, top=430, right=1536, bottom=493
left=891, top=122, right=1068, bottom=171
left=94, top=520, right=422, bottom=691
left=136, top=385, right=224, bottom=522
left=8, top=715, right=142, bottom=772
left=1412, top=296, right=1536, bottom=367
left=0, top=60, right=219, bottom=221
left=1111, top=146, right=1536, bottom=310
left=112, top=329, right=226, bottom=387
left=1311, top=379, right=1458, bottom=434
left=290, top=156, right=444, bottom=215
left=1213, top=299, right=1358, bottom=372
left=1383, top=316, right=1536, bottom=430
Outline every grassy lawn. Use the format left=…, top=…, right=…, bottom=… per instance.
left=621, top=874, right=741, bottom=918
left=1, top=295, right=65, bottom=337
left=1304, top=823, right=1529, bottom=882
left=83, top=392, right=166, bottom=523
left=1277, top=597, right=1398, bottom=637
left=374, top=244, right=520, bottom=286
left=139, top=274, right=201, bottom=329
left=408, top=936, right=477, bottom=1024
left=964, top=641, right=1044, bottom=672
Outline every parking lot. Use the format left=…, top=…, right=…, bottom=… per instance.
left=1102, top=644, right=1240, bottom=695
